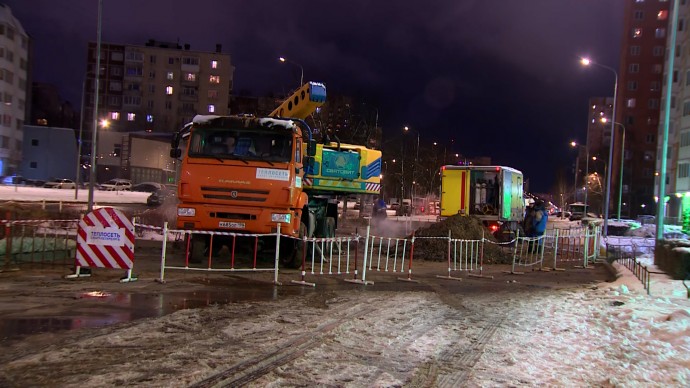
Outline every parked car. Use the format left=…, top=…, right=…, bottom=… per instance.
left=636, top=215, right=656, bottom=225
left=1, top=175, right=26, bottom=185
left=146, top=187, right=176, bottom=207
left=43, top=178, right=76, bottom=189
left=131, top=182, right=165, bottom=193
left=99, top=178, right=132, bottom=191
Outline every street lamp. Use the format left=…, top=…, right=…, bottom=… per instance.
left=581, top=57, right=618, bottom=236
left=404, top=126, right=420, bottom=209
left=601, top=118, right=626, bottom=221
left=570, top=140, right=589, bottom=211
left=278, top=56, right=304, bottom=87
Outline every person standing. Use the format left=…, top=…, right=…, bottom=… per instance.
left=533, top=199, right=549, bottom=241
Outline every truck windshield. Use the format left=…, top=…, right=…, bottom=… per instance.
left=188, top=127, right=293, bottom=163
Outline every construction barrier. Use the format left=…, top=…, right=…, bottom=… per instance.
left=505, top=230, right=547, bottom=274
left=157, top=222, right=284, bottom=284
left=291, top=232, right=362, bottom=286
left=1, top=218, right=79, bottom=268
left=68, top=207, right=137, bottom=282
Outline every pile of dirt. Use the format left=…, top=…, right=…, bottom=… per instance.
left=0, top=201, right=81, bottom=221
left=410, top=215, right=513, bottom=264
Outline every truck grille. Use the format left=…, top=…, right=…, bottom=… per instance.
left=200, top=186, right=269, bottom=202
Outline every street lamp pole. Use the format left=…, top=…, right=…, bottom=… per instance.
left=87, top=0, right=103, bottom=213
left=570, top=141, right=589, bottom=211
left=74, top=77, right=86, bottom=200
left=602, top=118, right=626, bottom=221
left=404, top=126, right=420, bottom=211
left=278, top=56, right=304, bottom=87
left=618, top=125, right=625, bottom=220
left=581, top=57, right=618, bottom=236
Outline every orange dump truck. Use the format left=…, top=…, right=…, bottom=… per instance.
left=170, top=82, right=382, bottom=264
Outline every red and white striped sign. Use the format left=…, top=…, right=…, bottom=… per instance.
left=76, top=207, right=135, bottom=269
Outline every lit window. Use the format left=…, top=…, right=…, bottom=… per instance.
left=110, top=112, right=120, bottom=120
left=127, top=113, right=135, bottom=121
left=211, top=60, right=219, bottom=69
left=633, top=28, right=642, bottom=38
left=208, top=104, right=215, bottom=113
left=185, top=73, right=196, bottom=82
left=209, top=75, right=220, bottom=84
left=146, top=115, right=154, bottom=123
left=166, top=86, right=173, bottom=95
left=655, top=28, right=666, bottom=38
left=627, top=98, right=636, bottom=108
left=658, top=10, right=668, bottom=20
left=167, top=72, right=174, bottom=80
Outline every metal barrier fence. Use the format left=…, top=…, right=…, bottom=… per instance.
left=605, top=236, right=656, bottom=295
left=506, top=232, right=547, bottom=274
left=1, top=219, right=79, bottom=267
left=2, top=215, right=605, bottom=287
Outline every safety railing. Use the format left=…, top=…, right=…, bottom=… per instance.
left=1, top=219, right=79, bottom=268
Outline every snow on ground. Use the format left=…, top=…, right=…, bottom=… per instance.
left=0, top=185, right=149, bottom=204
left=2, top=188, right=690, bottom=385
left=2, top=268, right=690, bottom=386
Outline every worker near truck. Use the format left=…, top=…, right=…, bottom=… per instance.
left=533, top=199, right=548, bottom=241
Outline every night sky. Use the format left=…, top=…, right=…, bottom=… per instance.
left=7, top=0, right=625, bottom=193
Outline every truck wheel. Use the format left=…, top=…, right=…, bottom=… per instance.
left=325, top=217, right=336, bottom=238
left=189, top=234, right=206, bottom=263
left=280, top=222, right=307, bottom=268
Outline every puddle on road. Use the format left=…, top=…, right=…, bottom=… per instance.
left=0, top=285, right=310, bottom=341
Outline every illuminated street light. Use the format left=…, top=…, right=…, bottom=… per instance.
left=278, top=56, right=304, bottom=87
left=581, top=56, right=618, bottom=235
left=570, top=140, right=589, bottom=213
left=404, top=126, right=420, bottom=209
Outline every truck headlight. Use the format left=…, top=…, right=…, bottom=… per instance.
left=271, top=213, right=291, bottom=223
left=177, top=207, right=196, bottom=217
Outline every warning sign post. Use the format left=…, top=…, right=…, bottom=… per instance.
left=67, top=207, right=137, bottom=283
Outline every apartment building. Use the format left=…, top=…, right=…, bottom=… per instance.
left=657, top=0, right=690, bottom=225
left=0, top=3, right=28, bottom=176
left=83, top=39, right=234, bottom=181
left=615, top=0, right=671, bottom=218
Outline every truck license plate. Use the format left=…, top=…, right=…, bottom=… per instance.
left=219, top=222, right=245, bottom=229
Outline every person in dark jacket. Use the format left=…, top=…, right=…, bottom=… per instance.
left=532, top=200, right=549, bottom=247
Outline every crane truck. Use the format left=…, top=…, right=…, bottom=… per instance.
left=440, top=165, right=524, bottom=241
left=169, top=82, right=382, bottom=265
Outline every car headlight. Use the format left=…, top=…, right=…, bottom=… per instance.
left=271, top=213, right=291, bottom=223
left=177, top=207, right=196, bottom=217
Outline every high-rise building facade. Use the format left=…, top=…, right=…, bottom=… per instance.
left=0, top=4, right=29, bottom=176
left=657, top=1, right=690, bottom=227
left=615, top=0, right=671, bottom=218
left=83, top=39, right=234, bottom=155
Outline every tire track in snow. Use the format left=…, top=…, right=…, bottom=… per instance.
left=190, top=305, right=376, bottom=388
left=435, top=311, right=510, bottom=387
